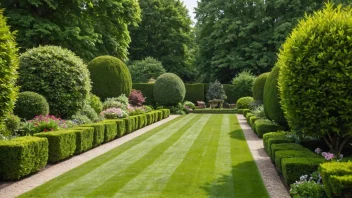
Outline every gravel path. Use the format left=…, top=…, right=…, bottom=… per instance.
left=0, top=115, right=179, bottom=198
left=237, top=114, right=290, bottom=198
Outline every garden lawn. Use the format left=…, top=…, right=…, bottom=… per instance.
left=20, top=114, right=269, bottom=198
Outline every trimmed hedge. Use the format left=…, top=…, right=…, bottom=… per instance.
left=267, top=138, right=294, bottom=158
left=319, top=162, right=352, bottom=198
left=146, top=113, right=153, bottom=125
left=270, top=143, right=306, bottom=161
left=275, top=149, right=319, bottom=172
left=237, top=97, right=254, bottom=109
left=101, top=121, right=117, bottom=142
left=160, top=109, right=170, bottom=118
left=253, top=72, right=269, bottom=101
left=132, top=83, right=155, bottom=105
left=14, top=91, right=50, bottom=120
left=223, top=84, right=236, bottom=103
left=263, top=132, right=288, bottom=152
left=249, top=116, right=258, bottom=129
left=255, top=119, right=284, bottom=138
left=0, top=136, right=48, bottom=180
left=329, top=175, right=352, bottom=198
left=185, top=83, right=205, bottom=103
left=245, top=113, right=254, bottom=123
left=35, top=130, right=76, bottom=163
left=138, top=114, right=147, bottom=129
left=123, top=117, right=133, bottom=134
left=130, top=116, right=138, bottom=131
left=237, top=109, right=244, bottom=114
left=192, top=109, right=237, bottom=114
left=282, top=158, right=326, bottom=185
left=73, top=127, right=94, bottom=154
left=80, top=123, right=105, bottom=147
left=243, top=109, right=251, bottom=117
left=157, top=111, right=162, bottom=121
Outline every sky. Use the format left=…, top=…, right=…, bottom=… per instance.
left=182, top=0, right=198, bottom=22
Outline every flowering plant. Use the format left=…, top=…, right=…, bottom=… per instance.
left=20, top=115, right=67, bottom=135
left=315, top=148, right=343, bottom=161
left=290, top=171, right=326, bottom=198
left=100, top=108, right=128, bottom=119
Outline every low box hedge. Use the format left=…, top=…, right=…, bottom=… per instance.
left=192, top=109, right=237, bottom=114
left=245, top=113, right=254, bottom=123
left=255, top=119, right=284, bottom=138
left=160, top=109, right=170, bottom=118
left=80, top=123, right=105, bottom=147
left=270, top=143, right=306, bottom=161
left=154, top=111, right=160, bottom=122
left=282, top=157, right=326, bottom=185
left=319, top=162, right=352, bottom=198
left=266, top=137, right=294, bottom=158
left=0, top=136, right=48, bottom=180
left=123, top=117, right=133, bottom=134
left=249, top=116, right=258, bottom=128
left=146, top=113, right=153, bottom=125
left=101, top=121, right=117, bottom=142
left=129, top=116, right=138, bottom=131
left=275, top=149, right=320, bottom=172
left=243, top=109, right=251, bottom=117
left=73, top=127, right=94, bottom=154
left=35, top=130, right=76, bottom=163
left=263, top=131, right=289, bottom=153
left=237, top=109, right=244, bottom=114
left=329, top=174, right=352, bottom=198
left=138, top=114, right=147, bottom=129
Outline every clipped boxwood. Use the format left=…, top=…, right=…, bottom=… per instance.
left=35, top=130, right=76, bottom=163
left=329, top=175, right=352, bottom=198
left=275, top=149, right=319, bottom=172
left=0, top=136, right=48, bottom=180
left=282, top=157, right=326, bottom=185
left=101, top=121, right=117, bottom=142
left=245, top=113, right=254, bottom=123
left=160, top=109, right=170, bottom=118
left=0, top=10, right=19, bottom=123
left=80, top=123, right=105, bottom=147
left=263, top=131, right=288, bottom=152
left=267, top=137, right=294, bottom=158
left=253, top=72, right=269, bottom=102
left=242, top=109, right=251, bottom=117
left=18, top=45, right=91, bottom=118
left=185, top=83, right=205, bottom=103
left=132, top=83, right=155, bottom=105
left=129, top=116, right=138, bottom=131
left=153, top=73, right=185, bottom=106
left=73, top=127, right=94, bottom=154
left=146, top=113, right=154, bottom=125
left=123, top=117, right=133, bottom=134
left=14, top=91, right=49, bottom=120
left=249, top=116, right=258, bottom=129
left=115, top=119, right=126, bottom=137
left=237, top=109, right=244, bottom=114
left=237, top=97, right=254, bottom=109
left=270, top=143, right=306, bottom=161
left=255, top=119, right=284, bottom=138
left=88, top=56, right=132, bottom=100
left=138, top=114, right=147, bottom=129
left=223, top=84, right=236, bottom=103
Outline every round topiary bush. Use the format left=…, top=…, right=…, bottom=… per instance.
left=278, top=3, right=352, bottom=155
left=0, top=11, right=19, bottom=123
left=18, top=45, right=91, bottom=118
left=128, top=57, right=166, bottom=83
left=88, top=56, right=132, bottom=100
left=263, top=66, right=287, bottom=126
left=153, top=73, right=186, bottom=106
left=253, top=72, right=269, bottom=102
left=236, top=97, right=254, bottom=109
left=14, top=92, right=49, bottom=120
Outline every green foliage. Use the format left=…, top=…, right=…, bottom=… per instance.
left=4, top=114, right=21, bottom=135
left=88, top=56, right=132, bottom=100
left=253, top=72, right=269, bottom=101
left=132, top=83, right=155, bottom=105
left=71, top=114, right=92, bottom=125
left=222, top=84, right=237, bottom=103
left=193, top=109, right=237, bottom=114
left=255, top=119, right=284, bottom=138
left=128, top=57, right=166, bottom=83
left=249, top=116, right=258, bottom=129
left=102, top=98, right=127, bottom=111
left=129, top=0, right=195, bottom=80
left=18, top=45, right=91, bottom=118
left=236, top=97, right=254, bottom=109
left=278, top=3, right=352, bottom=155
left=245, top=113, right=255, bottom=123
left=270, top=143, right=306, bottom=161
left=290, top=180, right=326, bottom=198
left=0, top=10, right=19, bottom=123
left=185, top=84, right=205, bottom=103
left=160, top=109, right=170, bottom=118
left=206, top=80, right=227, bottom=100
left=74, top=104, right=99, bottom=123
left=80, top=123, right=105, bottom=147
left=89, top=94, right=103, bottom=114
left=329, top=175, right=352, bottom=198
left=232, top=71, right=256, bottom=101
left=1, top=0, right=141, bottom=62
left=101, top=121, right=117, bottom=142
left=263, top=131, right=289, bottom=153
left=275, top=150, right=320, bottom=172
left=267, top=138, right=295, bottom=158
left=237, top=109, right=244, bottom=114
left=252, top=105, right=266, bottom=119
left=123, top=117, right=133, bottom=134
left=34, top=130, right=76, bottom=163
left=154, top=73, right=186, bottom=106
left=14, top=92, right=49, bottom=120
left=263, top=66, right=287, bottom=126
left=0, top=136, right=48, bottom=180
left=242, top=109, right=251, bottom=117
left=282, top=158, right=325, bottom=185
left=73, top=127, right=94, bottom=154
left=146, top=113, right=154, bottom=125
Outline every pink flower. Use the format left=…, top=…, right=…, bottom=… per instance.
left=315, top=148, right=322, bottom=154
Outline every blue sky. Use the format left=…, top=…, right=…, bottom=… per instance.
left=182, top=0, right=198, bottom=22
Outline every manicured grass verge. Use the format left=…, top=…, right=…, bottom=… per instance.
left=20, top=114, right=268, bottom=198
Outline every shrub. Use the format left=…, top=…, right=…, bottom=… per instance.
left=128, top=57, right=166, bottom=83
left=132, top=83, right=155, bottom=105
left=242, top=109, right=251, bottom=117
left=206, top=80, right=227, bottom=100
left=73, top=127, right=94, bottom=154
left=329, top=175, right=352, bottom=198
left=23, top=115, right=68, bottom=135
left=236, top=97, right=254, bottom=109
left=138, top=114, right=147, bottom=129
left=100, top=108, right=128, bottom=119
left=253, top=72, right=269, bottom=102
left=89, top=94, right=103, bottom=114
left=185, top=83, right=205, bottom=103
left=70, top=114, right=92, bottom=125
left=123, top=117, right=133, bottom=133
left=4, top=114, right=21, bottom=134
left=270, top=143, right=306, bottom=161
left=14, top=92, right=49, bottom=120
left=18, top=45, right=91, bottom=118
left=249, top=116, right=258, bottom=129
left=222, top=84, right=236, bottom=103
left=245, top=113, right=254, bottom=123
left=290, top=172, right=326, bottom=198
left=146, top=113, right=154, bottom=125
left=0, top=136, right=48, bottom=180
left=34, top=130, right=76, bottom=163
left=102, top=98, right=127, bottom=111
left=116, top=94, right=129, bottom=106
left=129, top=89, right=146, bottom=106
left=80, top=123, right=105, bottom=147
left=267, top=137, right=294, bottom=158
left=160, top=109, right=170, bottom=118
left=278, top=3, right=352, bottom=156
left=88, top=56, right=132, bottom=100
left=153, top=73, right=186, bottom=106
left=255, top=119, right=284, bottom=138
left=237, top=109, right=244, bottom=114
left=0, top=10, right=19, bottom=124
left=252, top=105, right=265, bottom=119
left=184, top=101, right=196, bottom=111
left=263, top=131, right=288, bottom=152
left=75, top=104, right=99, bottom=122
left=282, top=158, right=326, bottom=185
left=232, top=71, right=256, bottom=101
left=101, top=121, right=117, bottom=142
left=275, top=149, right=320, bottom=171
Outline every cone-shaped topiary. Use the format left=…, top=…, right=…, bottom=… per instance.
left=253, top=72, right=269, bottom=102
left=18, top=45, right=91, bottom=119
left=0, top=10, right=19, bottom=123
left=14, top=92, right=49, bottom=120
left=88, top=56, right=132, bottom=100
left=263, top=66, right=287, bottom=126
left=153, top=73, right=185, bottom=106
left=278, top=3, right=352, bottom=156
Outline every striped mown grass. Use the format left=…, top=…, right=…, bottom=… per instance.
left=20, top=114, right=269, bottom=198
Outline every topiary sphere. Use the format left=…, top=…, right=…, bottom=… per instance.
left=14, top=92, right=49, bottom=120
left=253, top=72, right=269, bottom=101
left=263, top=66, right=287, bottom=126
left=88, top=56, right=132, bottom=100
left=0, top=11, right=19, bottom=123
left=153, top=73, right=186, bottom=106
left=18, top=45, right=91, bottom=119
left=278, top=3, right=352, bottom=154
left=236, top=97, right=254, bottom=109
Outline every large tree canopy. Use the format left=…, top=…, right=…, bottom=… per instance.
left=195, top=0, right=350, bottom=83
left=128, top=0, right=195, bottom=81
left=0, top=0, right=141, bottom=61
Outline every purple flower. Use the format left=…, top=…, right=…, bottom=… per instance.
left=321, top=152, right=327, bottom=157
left=315, top=148, right=322, bottom=154
left=324, top=152, right=335, bottom=161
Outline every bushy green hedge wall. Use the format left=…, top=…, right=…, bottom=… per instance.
left=185, top=83, right=204, bottom=103
left=0, top=136, right=48, bottom=180
left=237, top=97, right=254, bottom=109
left=255, top=119, right=284, bottom=138
left=102, top=121, right=117, bottom=142
left=223, top=84, right=236, bottom=103
left=80, top=123, right=105, bottom=147
left=132, top=83, right=155, bottom=105
left=274, top=149, right=319, bottom=172
left=123, top=117, right=133, bottom=134
left=253, top=72, right=269, bottom=102
left=263, top=132, right=288, bottom=153
left=35, top=130, right=76, bottom=163
left=329, top=175, right=352, bottom=198
left=73, top=127, right=94, bottom=154
left=270, top=143, right=306, bottom=161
